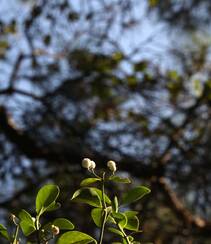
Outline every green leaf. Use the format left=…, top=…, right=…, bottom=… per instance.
left=112, top=212, right=127, bottom=229
left=124, top=211, right=139, bottom=231
left=91, top=188, right=111, bottom=205
left=36, top=184, right=60, bottom=214
left=109, top=176, right=131, bottom=184
left=108, top=227, right=124, bottom=237
left=20, top=221, right=36, bottom=237
left=45, top=202, right=61, bottom=212
left=71, top=188, right=101, bottom=207
left=122, top=186, right=150, bottom=205
left=124, top=210, right=138, bottom=217
left=91, top=208, right=103, bottom=227
left=19, top=209, right=34, bottom=222
left=106, top=215, right=116, bottom=224
left=19, top=210, right=36, bottom=236
left=58, top=231, right=97, bottom=244
left=53, top=218, right=74, bottom=230
left=71, top=187, right=111, bottom=207
left=80, top=178, right=101, bottom=187
left=0, top=224, right=10, bottom=240
left=122, top=238, right=128, bottom=244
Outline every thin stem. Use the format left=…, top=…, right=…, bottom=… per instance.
left=98, top=172, right=107, bottom=244
left=91, top=169, right=101, bottom=179
left=35, top=216, right=41, bottom=244
left=101, top=172, right=106, bottom=209
left=99, top=210, right=108, bottom=244
left=117, top=225, right=131, bottom=244
left=12, top=225, right=19, bottom=244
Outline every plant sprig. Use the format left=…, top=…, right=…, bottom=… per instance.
left=0, top=158, right=150, bottom=244
left=71, top=158, right=151, bottom=244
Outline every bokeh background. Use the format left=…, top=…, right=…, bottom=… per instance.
left=0, top=0, right=211, bottom=243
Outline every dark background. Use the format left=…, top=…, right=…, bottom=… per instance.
left=0, top=0, right=211, bottom=243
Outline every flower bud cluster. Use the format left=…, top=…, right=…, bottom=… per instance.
left=82, top=158, right=96, bottom=170
left=82, top=158, right=117, bottom=173
left=107, top=160, right=117, bottom=173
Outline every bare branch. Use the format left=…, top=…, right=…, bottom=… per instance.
left=157, top=177, right=211, bottom=237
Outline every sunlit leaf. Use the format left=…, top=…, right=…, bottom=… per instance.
left=91, top=208, right=103, bottom=227
left=122, top=186, right=150, bottom=205
left=36, top=184, right=60, bottom=215
left=124, top=211, right=139, bottom=231
left=108, top=227, right=124, bottom=237
left=71, top=188, right=101, bottom=207
left=111, top=212, right=127, bottom=229
left=80, top=178, right=101, bottom=187
left=53, top=218, right=74, bottom=230
left=71, top=187, right=111, bottom=207
left=58, top=231, right=97, bottom=244
left=109, top=176, right=131, bottom=184
left=45, top=202, right=61, bottom=212
left=0, top=224, right=10, bottom=240
left=19, top=210, right=36, bottom=236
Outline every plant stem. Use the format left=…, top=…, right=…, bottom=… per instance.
left=91, top=169, right=101, bottom=179
left=12, top=224, right=19, bottom=244
left=99, top=210, right=108, bottom=244
left=35, top=216, right=41, bottom=244
left=101, top=172, right=106, bottom=209
left=98, top=172, right=107, bottom=244
left=117, top=224, right=131, bottom=244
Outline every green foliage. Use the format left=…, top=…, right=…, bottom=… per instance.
left=71, top=187, right=111, bottom=208
left=0, top=159, right=150, bottom=243
left=36, top=184, right=60, bottom=215
left=124, top=211, right=140, bottom=231
left=18, top=210, right=36, bottom=236
left=0, top=224, right=10, bottom=241
left=109, top=176, right=131, bottom=184
left=80, top=178, right=101, bottom=187
left=58, top=231, right=97, bottom=244
left=53, top=218, right=74, bottom=230
left=91, top=208, right=103, bottom=227
left=122, top=186, right=151, bottom=205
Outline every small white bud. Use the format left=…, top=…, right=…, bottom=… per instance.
left=89, top=160, right=96, bottom=170
left=51, top=225, right=60, bottom=235
left=82, top=158, right=92, bottom=169
left=82, top=158, right=96, bottom=170
left=107, top=160, right=117, bottom=173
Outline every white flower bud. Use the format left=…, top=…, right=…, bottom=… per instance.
left=89, top=160, right=96, bottom=170
left=82, top=158, right=96, bottom=170
left=107, top=160, right=117, bottom=173
left=82, top=158, right=92, bottom=169
left=51, top=225, right=60, bottom=235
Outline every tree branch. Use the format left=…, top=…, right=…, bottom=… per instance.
left=157, top=177, right=211, bottom=237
